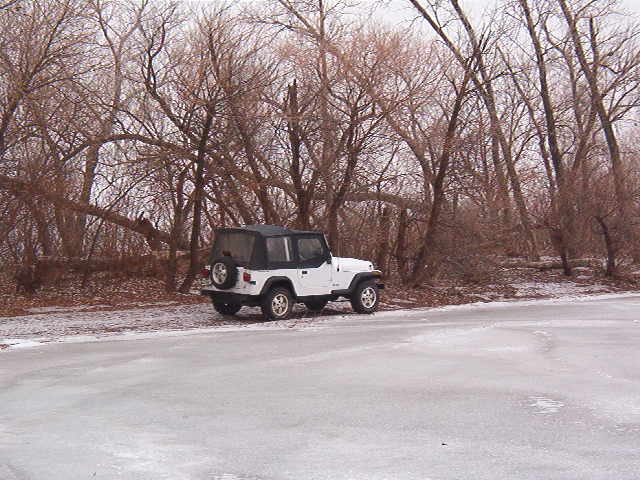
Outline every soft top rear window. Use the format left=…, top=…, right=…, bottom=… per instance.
left=211, top=232, right=256, bottom=266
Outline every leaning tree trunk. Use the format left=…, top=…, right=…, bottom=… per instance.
left=519, top=0, right=572, bottom=273
left=408, top=0, right=540, bottom=261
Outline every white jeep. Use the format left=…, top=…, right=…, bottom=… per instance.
left=200, top=225, right=384, bottom=320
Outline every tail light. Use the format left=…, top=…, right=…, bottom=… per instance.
left=243, top=271, right=252, bottom=282
left=201, top=266, right=210, bottom=278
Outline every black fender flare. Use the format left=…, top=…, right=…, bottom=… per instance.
left=347, top=272, right=382, bottom=292
left=332, top=272, right=383, bottom=296
left=259, top=276, right=298, bottom=298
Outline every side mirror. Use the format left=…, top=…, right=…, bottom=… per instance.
left=326, top=257, right=332, bottom=264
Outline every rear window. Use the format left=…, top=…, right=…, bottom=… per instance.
left=211, top=232, right=256, bottom=265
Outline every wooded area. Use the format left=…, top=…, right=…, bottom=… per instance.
left=1, top=0, right=639, bottom=293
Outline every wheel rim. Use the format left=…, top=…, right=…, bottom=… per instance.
left=361, top=286, right=377, bottom=309
left=271, top=293, right=289, bottom=317
left=212, top=263, right=227, bottom=284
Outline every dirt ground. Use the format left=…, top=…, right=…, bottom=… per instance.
left=2, top=258, right=638, bottom=319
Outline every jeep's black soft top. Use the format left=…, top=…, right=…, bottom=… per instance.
left=216, top=224, right=319, bottom=237
left=210, top=224, right=329, bottom=269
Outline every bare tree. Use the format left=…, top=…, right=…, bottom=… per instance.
left=408, top=0, right=541, bottom=260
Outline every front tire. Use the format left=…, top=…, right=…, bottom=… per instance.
left=261, top=287, right=293, bottom=320
left=212, top=301, right=242, bottom=316
left=350, top=281, right=379, bottom=314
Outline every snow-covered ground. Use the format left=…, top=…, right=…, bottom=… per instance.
left=0, top=281, right=624, bottom=350
left=511, top=281, right=612, bottom=297
left=0, top=300, right=359, bottom=348
left=1, top=294, right=639, bottom=479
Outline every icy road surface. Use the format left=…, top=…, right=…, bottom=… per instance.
left=1, top=295, right=639, bottom=480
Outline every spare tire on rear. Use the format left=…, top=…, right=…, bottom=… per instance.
left=210, top=257, right=238, bottom=290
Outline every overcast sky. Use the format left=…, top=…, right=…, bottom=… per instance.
left=373, top=0, right=640, bottom=25
left=460, top=0, right=640, bottom=11
left=404, top=0, right=640, bottom=14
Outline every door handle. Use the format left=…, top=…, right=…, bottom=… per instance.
left=302, top=270, right=308, bottom=275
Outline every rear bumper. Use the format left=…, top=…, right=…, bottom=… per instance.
left=200, top=290, right=261, bottom=306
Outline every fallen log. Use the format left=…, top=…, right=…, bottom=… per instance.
left=13, top=255, right=168, bottom=293
left=0, top=174, right=186, bottom=250
left=12, top=246, right=219, bottom=293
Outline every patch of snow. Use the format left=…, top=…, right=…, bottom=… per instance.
left=471, top=294, right=497, bottom=302
left=388, top=298, right=417, bottom=305
left=134, top=301, right=179, bottom=307
left=25, top=306, right=81, bottom=313
left=424, top=291, right=640, bottom=315
left=0, top=302, right=354, bottom=351
left=0, top=338, right=44, bottom=349
left=529, top=396, right=564, bottom=414
left=512, top=281, right=611, bottom=297
left=25, top=301, right=179, bottom=314
left=533, top=330, right=551, bottom=338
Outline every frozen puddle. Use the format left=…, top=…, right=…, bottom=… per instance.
left=212, top=475, right=264, bottom=480
left=529, top=396, right=564, bottom=414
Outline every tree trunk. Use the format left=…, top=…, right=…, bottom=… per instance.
left=395, top=208, right=409, bottom=280
left=375, top=206, right=392, bottom=272
left=549, top=228, right=572, bottom=277
left=408, top=0, right=539, bottom=260
left=518, top=0, right=571, bottom=274
left=410, top=70, right=471, bottom=285
left=286, top=79, right=314, bottom=230
left=595, top=216, right=616, bottom=277
left=165, top=169, right=188, bottom=292
left=558, top=1, right=626, bottom=213
left=179, top=105, right=215, bottom=294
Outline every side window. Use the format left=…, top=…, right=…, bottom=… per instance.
left=266, top=236, right=293, bottom=263
left=298, top=237, right=325, bottom=263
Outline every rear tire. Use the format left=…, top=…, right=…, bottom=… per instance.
left=350, top=281, right=379, bottom=314
left=212, top=301, right=241, bottom=316
left=261, top=287, right=293, bottom=320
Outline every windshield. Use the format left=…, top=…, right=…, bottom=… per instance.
left=211, top=232, right=256, bottom=266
